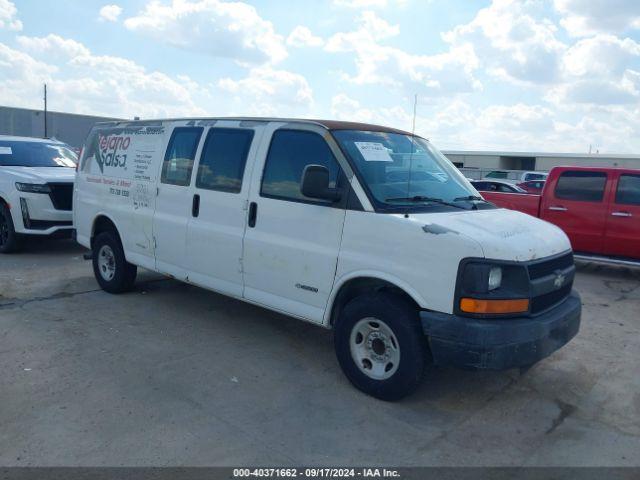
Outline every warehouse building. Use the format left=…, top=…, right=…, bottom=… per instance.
left=443, top=150, right=640, bottom=178
left=0, top=106, right=120, bottom=148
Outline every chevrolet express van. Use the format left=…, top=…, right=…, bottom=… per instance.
left=74, top=118, right=581, bottom=400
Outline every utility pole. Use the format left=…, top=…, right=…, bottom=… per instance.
left=43, top=83, right=48, bottom=138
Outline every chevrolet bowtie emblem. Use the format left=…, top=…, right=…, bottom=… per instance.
left=554, top=272, right=566, bottom=288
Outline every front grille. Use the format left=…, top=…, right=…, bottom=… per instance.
left=528, top=252, right=574, bottom=280
left=531, top=284, right=572, bottom=314
left=48, top=183, right=73, bottom=211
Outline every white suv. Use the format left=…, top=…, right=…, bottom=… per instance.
left=0, top=136, right=77, bottom=253
left=74, top=118, right=581, bottom=400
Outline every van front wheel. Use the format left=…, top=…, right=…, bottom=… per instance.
left=92, top=231, right=137, bottom=293
left=334, top=293, right=426, bottom=401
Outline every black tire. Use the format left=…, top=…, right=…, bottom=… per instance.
left=0, top=202, right=23, bottom=253
left=92, top=231, right=137, bottom=293
left=334, top=292, right=426, bottom=401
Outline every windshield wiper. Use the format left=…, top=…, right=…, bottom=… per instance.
left=385, top=195, right=468, bottom=210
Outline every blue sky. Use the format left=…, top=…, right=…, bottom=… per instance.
left=1, top=0, right=640, bottom=153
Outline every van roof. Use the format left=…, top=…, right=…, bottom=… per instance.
left=94, top=117, right=414, bottom=136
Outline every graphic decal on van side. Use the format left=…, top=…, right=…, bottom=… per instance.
left=84, top=126, right=165, bottom=180
left=82, top=125, right=165, bottom=209
left=96, top=135, right=130, bottom=173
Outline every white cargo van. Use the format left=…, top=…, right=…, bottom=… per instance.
left=74, top=118, right=581, bottom=400
left=0, top=136, right=77, bottom=253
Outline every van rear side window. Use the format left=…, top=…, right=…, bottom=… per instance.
left=554, top=171, right=607, bottom=202
left=161, top=127, right=203, bottom=186
left=196, top=128, right=254, bottom=193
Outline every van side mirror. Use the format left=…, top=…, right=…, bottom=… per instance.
left=301, top=165, right=342, bottom=202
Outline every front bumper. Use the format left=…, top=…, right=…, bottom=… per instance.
left=9, top=192, right=73, bottom=235
left=420, top=290, right=581, bottom=370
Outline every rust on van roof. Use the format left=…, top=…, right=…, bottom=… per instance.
left=96, top=117, right=414, bottom=136
left=308, top=119, right=413, bottom=135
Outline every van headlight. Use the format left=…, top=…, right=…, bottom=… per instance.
left=15, top=182, right=51, bottom=193
left=488, top=267, right=502, bottom=291
left=457, top=260, right=530, bottom=316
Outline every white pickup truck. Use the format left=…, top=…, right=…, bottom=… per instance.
left=74, top=118, right=581, bottom=400
left=0, top=136, right=77, bottom=253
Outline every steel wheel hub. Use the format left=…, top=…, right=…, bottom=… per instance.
left=350, top=317, right=400, bottom=380
left=97, top=245, right=116, bottom=281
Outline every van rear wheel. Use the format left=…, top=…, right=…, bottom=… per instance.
left=0, top=203, right=22, bottom=254
left=334, top=292, right=426, bottom=401
left=92, top=231, right=137, bottom=293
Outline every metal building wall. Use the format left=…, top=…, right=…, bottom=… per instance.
left=0, top=106, right=122, bottom=148
left=444, top=151, right=640, bottom=172
left=534, top=156, right=640, bottom=170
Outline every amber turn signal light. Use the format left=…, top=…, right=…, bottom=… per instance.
left=460, top=298, right=529, bottom=314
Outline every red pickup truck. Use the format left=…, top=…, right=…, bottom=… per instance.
left=481, top=166, right=640, bottom=264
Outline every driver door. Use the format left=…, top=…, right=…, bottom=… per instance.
left=241, top=126, right=348, bottom=323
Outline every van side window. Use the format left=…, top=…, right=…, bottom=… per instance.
left=616, top=174, right=640, bottom=205
left=261, top=130, right=340, bottom=203
left=555, top=171, right=607, bottom=202
left=196, top=128, right=254, bottom=193
left=161, top=127, right=203, bottom=186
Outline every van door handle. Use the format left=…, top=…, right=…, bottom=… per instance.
left=192, top=194, right=200, bottom=218
left=611, top=211, right=632, bottom=217
left=248, top=202, right=257, bottom=228
left=549, top=206, right=568, bottom=212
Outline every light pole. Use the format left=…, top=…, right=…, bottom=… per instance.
left=43, top=83, right=48, bottom=138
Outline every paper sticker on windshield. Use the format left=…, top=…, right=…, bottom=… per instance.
left=0, top=147, right=12, bottom=155
left=355, top=142, right=393, bottom=162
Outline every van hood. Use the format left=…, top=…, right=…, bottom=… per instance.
left=411, top=208, right=571, bottom=262
left=1, top=166, right=75, bottom=183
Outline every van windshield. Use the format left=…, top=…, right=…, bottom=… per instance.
left=0, top=140, right=77, bottom=168
left=332, top=130, right=487, bottom=211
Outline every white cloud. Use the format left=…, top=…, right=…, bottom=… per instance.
left=218, top=66, right=313, bottom=115
left=3, top=0, right=640, bottom=153
left=287, top=26, right=324, bottom=48
left=99, top=4, right=123, bottom=22
left=0, top=0, right=22, bottom=30
left=325, top=11, right=480, bottom=96
left=477, top=103, right=555, bottom=131
left=0, top=39, right=207, bottom=118
left=325, top=10, right=398, bottom=50
left=563, top=34, right=640, bottom=77
left=554, top=0, right=640, bottom=37
left=124, top=0, right=287, bottom=64
left=430, top=100, right=637, bottom=153
left=332, top=0, right=407, bottom=8
left=330, top=94, right=414, bottom=136
left=328, top=92, right=640, bottom=154
left=547, top=35, right=640, bottom=106
left=0, top=43, right=56, bottom=108
left=331, top=94, right=376, bottom=123
left=443, top=0, right=566, bottom=85
left=547, top=74, right=640, bottom=106
left=17, top=34, right=91, bottom=60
